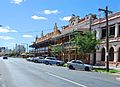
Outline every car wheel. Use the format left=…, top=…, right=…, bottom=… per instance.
left=35, top=60, right=38, bottom=63
left=45, top=61, right=49, bottom=65
left=85, top=67, right=90, bottom=71
left=56, top=62, right=60, bottom=66
left=69, top=65, right=75, bottom=70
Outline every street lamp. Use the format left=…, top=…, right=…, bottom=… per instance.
left=98, top=6, right=112, bottom=72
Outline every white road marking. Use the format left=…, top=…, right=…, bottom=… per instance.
left=46, top=72, right=87, bottom=87
left=116, top=77, right=120, bottom=81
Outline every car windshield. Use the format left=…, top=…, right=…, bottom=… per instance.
left=72, top=60, right=83, bottom=64
left=76, top=61, right=83, bottom=64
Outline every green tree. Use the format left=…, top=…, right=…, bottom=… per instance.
left=71, top=30, right=100, bottom=60
left=51, top=44, right=62, bottom=57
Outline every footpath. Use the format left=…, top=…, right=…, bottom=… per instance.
left=93, top=65, right=120, bottom=76
left=93, top=65, right=120, bottom=70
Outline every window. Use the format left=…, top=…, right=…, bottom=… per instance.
left=72, top=60, right=77, bottom=63
left=101, top=48, right=105, bottom=61
left=119, top=24, right=120, bottom=36
left=76, top=61, right=83, bottom=64
left=101, top=28, right=106, bottom=38
left=109, top=47, right=114, bottom=61
left=109, top=25, right=115, bottom=37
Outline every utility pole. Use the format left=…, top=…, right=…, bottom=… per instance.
left=99, top=6, right=112, bottom=72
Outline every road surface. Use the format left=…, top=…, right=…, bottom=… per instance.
left=0, top=57, right=120, bottom=87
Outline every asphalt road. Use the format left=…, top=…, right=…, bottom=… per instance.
left=0, top=57, right=120, bottom=87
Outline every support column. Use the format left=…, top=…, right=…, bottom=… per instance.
left=114, top=51, right=118, bottom=62
left=115, top=23, right=119, bottom=37
left=96, top=28, right=102, bottom=39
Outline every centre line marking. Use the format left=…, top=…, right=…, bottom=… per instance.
left=46, top=72, right=87, bottom=87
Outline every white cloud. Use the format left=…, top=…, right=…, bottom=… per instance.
left=60, top=16, right=72, bottom=21
left=31, top=15, right=47, bottom=20
left=10, top=30, right=18, bottom=32
left=0, top=26, right=18, bottom=33
left=5, top=42, right=15, bottom=45
left=4, top=42, right=16, bottom=49
left=23, top=34, right=33, bottom=38
left=44, top=10, right=58, bottom=14
left=11, top=0, right=25, bottom=5
left=0, top=36, right=14, bottom=40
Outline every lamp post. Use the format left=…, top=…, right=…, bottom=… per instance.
left=99, top=6, right=112, bottom=72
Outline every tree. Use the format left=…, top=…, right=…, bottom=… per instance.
left=71, top=30, right=100, bottom=61
left=50, top=44, right=62, bottom=57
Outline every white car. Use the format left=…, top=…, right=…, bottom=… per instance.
left=26, top=57, right=34, bottom=61
left=33, top=56, right=45, bottom=63
left=44, top=57, right=64, bottom=66
left=67, top=60, right=93, bottom=71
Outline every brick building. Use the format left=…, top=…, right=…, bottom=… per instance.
left=30, top=14, right=96, bottom=63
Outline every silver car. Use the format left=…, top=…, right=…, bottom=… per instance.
left=26, top=57, right=35, bottom=61
left=67, top=60, right=93, bottom=71
left=33, top=56, right=45, bottom=63
left=44, top=57, right=64, bottom=66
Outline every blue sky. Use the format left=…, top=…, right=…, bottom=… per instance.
left=0, top=0, right=120, bottom=49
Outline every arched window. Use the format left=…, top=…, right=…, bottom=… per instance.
left=109, top=47, right=114, bottom=61
left=118, top=48, right=120, bottom=62
left=101, top=48, right=105, bottom=61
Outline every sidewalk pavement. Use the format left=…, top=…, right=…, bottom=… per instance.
left=93, top=66, right=120, bottom=76
left=93, top=65, right=120, bottom=70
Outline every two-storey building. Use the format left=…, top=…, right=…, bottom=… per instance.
left=30, top=14, right=97, bottom=63
left=91, top=12, right=120, bottom=66
left=29, top=23, right=61, bottom=57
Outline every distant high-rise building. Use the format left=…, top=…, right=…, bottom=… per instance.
left=0, top=47, right=12, bottom=55
left=14, top=44, right=26, bottom=53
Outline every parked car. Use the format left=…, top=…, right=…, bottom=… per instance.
left=44, top=57, right=64, bottom=66
left=26, top=57, right=35, bottom=61
left=3, top=56, right=8, bottom=59
left=26, top=57, right=32, bottom=61
left=33, top=56, right=45, bottom=63
left=67, top=60, right=93, bottom=71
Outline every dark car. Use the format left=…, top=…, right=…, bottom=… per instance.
left=3, top=56, right=8, bottom=59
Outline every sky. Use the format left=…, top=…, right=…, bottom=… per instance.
left=0, top=0, right=120, bottom=50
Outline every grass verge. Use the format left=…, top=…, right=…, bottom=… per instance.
left=94, top=68, right=120, bottom=73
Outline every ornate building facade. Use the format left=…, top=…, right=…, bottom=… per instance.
left=30, top=14, right=96, bottom=63
left=91, top=12, right=120, bottom=66
left=30, top=23, right=61, bottom=57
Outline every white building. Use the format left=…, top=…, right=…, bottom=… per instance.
left=91, top=12, right=120, bottom=66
